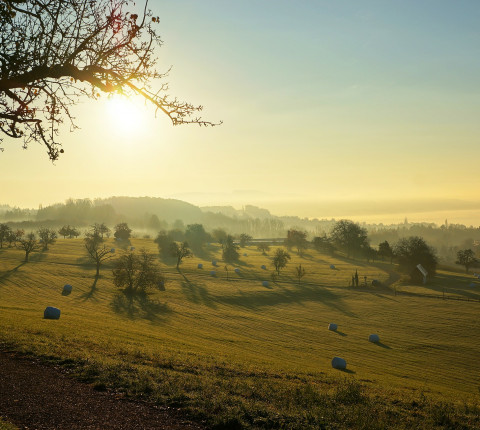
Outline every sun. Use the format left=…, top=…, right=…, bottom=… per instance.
left=106, top=96, right=146, bottom=137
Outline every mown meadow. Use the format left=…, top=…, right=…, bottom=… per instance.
left=1, top=239, right=479, bottom=429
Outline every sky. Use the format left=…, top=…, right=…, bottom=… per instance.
left=2, top=0, right=480, bottom=224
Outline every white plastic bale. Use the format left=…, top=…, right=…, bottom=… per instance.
left=210, top=271, right=216, bottom=276
left=331, top=357, right=347, bottom=370
left=44, top=306, right=61, bottom=319
left=369, top=334, right=380, bottom=343
left=328, top=323, right=338, bottom=331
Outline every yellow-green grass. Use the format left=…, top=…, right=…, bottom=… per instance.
left=0, top=418, right=18, bottom=430
left=1, top=239, right=479, bottom=428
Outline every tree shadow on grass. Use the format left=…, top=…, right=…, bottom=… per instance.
left=371, top=292, right=398, bottom=302
left=218, top=283, right=357, bottom=317
left=79, top=276, right=99, bottom=301
left=111, top=291, right=171, bottom=323
left=179, top=271, right=217, bottom=308
left=0, top=262, right=26, bottom=283
left=29, top=251, right=49, bottom=263
left=191, top=246, right=214, bottom=261
left=234, top=259, right=254, bottom=268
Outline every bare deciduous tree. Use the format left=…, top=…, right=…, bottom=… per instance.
left=37, top=226, right=57, bottom=250
left=112, top=249, right=165, bottom=294
left=84, top=230, right=112, bottom=276
left=0, top=0, right=219, bottom=159
left=17, top=232, right=40, bottom=261
left=272, top=248, right=290, bottom=275
left=169, top=241, right=192, bottom=269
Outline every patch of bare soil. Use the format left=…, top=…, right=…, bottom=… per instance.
left=0, top=351, right=204, bottom=430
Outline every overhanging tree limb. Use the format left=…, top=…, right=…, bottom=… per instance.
left=0, top=0, right=221, bottom=160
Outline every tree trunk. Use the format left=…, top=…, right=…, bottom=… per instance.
left=24, top=251, right=29, bottom=262
left=96, top=262, right=100, bottom=277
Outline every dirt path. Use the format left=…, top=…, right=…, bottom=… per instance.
left=0, top=352, right=204, bottom=430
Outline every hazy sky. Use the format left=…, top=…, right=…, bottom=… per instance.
left=2, top=0, right=480, bottom=223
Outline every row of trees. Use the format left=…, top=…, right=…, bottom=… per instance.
left=5, top=218, right=478, bottom=283
left=283, top=220, right=479, bottom=281
left=286, top=221, right=440, bottom=282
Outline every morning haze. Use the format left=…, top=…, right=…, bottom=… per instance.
left=1, top=1, right=480, bottom=429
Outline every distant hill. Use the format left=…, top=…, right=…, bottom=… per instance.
left=97, top=196, right=203, bottom=224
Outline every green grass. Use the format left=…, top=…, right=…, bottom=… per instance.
left=1, top=239, right=480, bottom=428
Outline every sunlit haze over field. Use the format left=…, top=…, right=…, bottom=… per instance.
left=2, top=0, right=480, bottom=225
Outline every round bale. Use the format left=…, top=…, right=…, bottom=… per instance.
left=330, top=264, right=336, bottom=269
left=210, top=271, right=216, bottom=277
left=197, top=263, right=203, bottom=269
left=110, top=248, right=115, bottom=253
left=234, top=268, right=240, bottom=274
left=369, top=334, right=380, bottom=343
left=331, top=357, right=347, bottom=370
left=212, top=261, right=217, bottom=266
left=44, top=306, right=61, bottom=320
left=261, top=265, right=267, bottom=270
left=328, top=323, right=338, bottom=331
left=262, top=281, right=269, bottom=287
left=243, top=253, right=248, bottom=257
left=62, top=284, right=73, bottom=295
left=130, top=246, right=135, bottom=251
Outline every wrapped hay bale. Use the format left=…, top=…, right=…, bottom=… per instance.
left=44, top=306, right=61, bottom=320
left=328, top=323, right=338, bottom=331
left=262, top=281, right=269, bottom=287
left=210, top=271, right=216, bottom=277
left=62, top=284, right=73, bottom=295
left=212, top=260, right=217, bottom=266
left=369, top=334, right=380, bottom=343
left=234, top=268, right=240, bottom=274
left=130, top=246, right=135, bottom=251
left=330, top=264, right=335, bottom=269
left=197, top=263, right=203, bottom=269
left=261, top=265, right=267, bottom=270
left=110, top=248, right=115, bottom=253
left=243, top=253, right=248, bottom=257
left=331, top=357, right=347, bottom=370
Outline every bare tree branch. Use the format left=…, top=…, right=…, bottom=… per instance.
left=0, top=0, right=221, bottom=160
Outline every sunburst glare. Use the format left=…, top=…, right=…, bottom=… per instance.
left=106, top=96, right=146, bottom=138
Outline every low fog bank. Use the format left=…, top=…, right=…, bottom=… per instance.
left=260, top=199, right=480, bottom=227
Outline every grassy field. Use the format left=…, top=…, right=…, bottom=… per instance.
left=1, top=239, right=480, bottom=428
